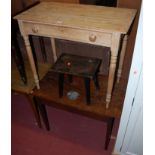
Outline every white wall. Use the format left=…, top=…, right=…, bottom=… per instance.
left=113, top=4, right=143, bottom=155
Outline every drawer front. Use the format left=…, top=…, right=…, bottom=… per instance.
left=23, top=22, right=112, bottom=47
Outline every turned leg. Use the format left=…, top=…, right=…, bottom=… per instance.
left=26, top=95, right=42, bottom=128
left=23, top=35, right=40, bottom=89
left=29, top=35, right=39, bottom=75
left=104, top=117, right=115, bottom=150
left=106, top=33, right=121, bottom=108
left=117, top=35, right=128, bottom=83
left=51, top=38, right=57, bottom=62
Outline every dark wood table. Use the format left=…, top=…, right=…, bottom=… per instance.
left=51, top=53, right=101, bottom=104
left=32, top=70, right=119, bottom=150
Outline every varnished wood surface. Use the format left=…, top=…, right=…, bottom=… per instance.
left=33, top=70, right=126, bottom=118
left=40, top=0, right=79, bottom=3
left=14, top=2, right=136, bottom=33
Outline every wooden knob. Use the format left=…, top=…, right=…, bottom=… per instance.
left=56, top=20, right=63, bottom=24
left=89, top=34, right=97, bottom=42
left=32, top=26, right=39, bottom=33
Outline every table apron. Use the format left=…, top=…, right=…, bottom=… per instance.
left=22, top=22, right=112, bottom=47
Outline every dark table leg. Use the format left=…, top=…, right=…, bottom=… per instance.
left=104, top=117, right=115, bottom=150
left=37, top=99, right=50, bottom=131
left=84, top=77, right=91, bottom=104
left=12, top=41, right=27, bottom=85
left=31, top=96, right=115, bottom=149
left=59, top=73, right=64, bottom=97
left=26, top=95, right=42, bottom=128
left=93, top=73, right=100, bottom=90
left=39, top=37, right=47, bottom=62
left=12, top=19, right=27, bottom=85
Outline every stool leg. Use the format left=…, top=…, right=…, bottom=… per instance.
left=84, top=78, right=91, bottom=104
left=59, top=73, right=64, bottom=97
left=68, top=75, right=73, bottom=83
left=93, top=74, right=100, bottom=90
left=37, top=100, right=50, bottom=131
left=105, top=117, right=115, bottom=150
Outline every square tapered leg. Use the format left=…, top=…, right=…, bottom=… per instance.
left=58, top=73, right=64, bottom=97
left=84, top=77, right=91, bottom=104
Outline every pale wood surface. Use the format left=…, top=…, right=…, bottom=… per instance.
left=50, top=38, right=57, bottom=62
left=14, top=2, right=136, bottom=34
left=106, top=32, right=121, bottom=108
left=21, top=22, right=112, bottom=46
left=22, top=35, right=40, bottom=89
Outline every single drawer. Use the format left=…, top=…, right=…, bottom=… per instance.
left=23, top=22, right=112, bottom=47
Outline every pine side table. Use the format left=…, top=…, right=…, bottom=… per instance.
left=14, top=2, right=136, bottom=108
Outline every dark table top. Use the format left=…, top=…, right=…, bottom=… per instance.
left=51, top=53, right=102, bottom=78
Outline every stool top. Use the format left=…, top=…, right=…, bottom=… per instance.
left=51, top=53, right=101, bottom=78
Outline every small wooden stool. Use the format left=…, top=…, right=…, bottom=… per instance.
left=51, top=53, right=101, bottom=104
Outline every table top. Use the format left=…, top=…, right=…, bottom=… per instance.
left=32, top=71, right=123, bottom=118
left=51, top=53, right=101, bottom=78
left=14, top=2, right=136, bottom=34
